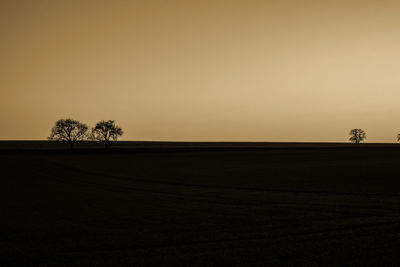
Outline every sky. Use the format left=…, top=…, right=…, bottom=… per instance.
left=1, top=0, right=400, bottom=142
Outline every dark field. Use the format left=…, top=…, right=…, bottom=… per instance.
left=2, top=142, right=400, bottom=266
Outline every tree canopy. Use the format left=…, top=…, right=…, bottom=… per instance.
left=349, top=128, right=366, bottom=144
left=91, top=120, right=123, bottom=149
left=48, top=119, right=89, bottom=149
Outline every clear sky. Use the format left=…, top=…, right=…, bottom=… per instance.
left=1, top=0, right=400, bottom=142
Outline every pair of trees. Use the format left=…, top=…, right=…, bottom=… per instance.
left=48, top=119, right=123, bottom=149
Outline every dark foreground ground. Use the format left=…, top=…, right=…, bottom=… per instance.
left=1, top=142, right=400, bottom=266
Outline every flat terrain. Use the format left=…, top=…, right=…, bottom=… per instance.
left=1, top=142, right=400, bottom=266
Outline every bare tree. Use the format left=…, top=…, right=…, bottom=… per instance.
left=91, top=120, right=123, bottom=149
left=397, top=134, right=400, bottom=142
left=349, top=128, right=366, bottom=144
left=48, top=119, right=89, bottom=149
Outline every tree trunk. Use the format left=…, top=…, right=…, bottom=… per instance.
left=105, top=141, right=109, bottom=150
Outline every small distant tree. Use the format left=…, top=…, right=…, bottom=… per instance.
left=349, top=128, right=366, bottom=144
left=48, top=119, right=89, bottom=149
left=91, top=120, right=123, bottom=149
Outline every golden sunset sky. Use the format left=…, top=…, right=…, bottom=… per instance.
left=1, top=0, right=400, bottom=142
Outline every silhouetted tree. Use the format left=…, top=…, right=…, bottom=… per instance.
left=397, top=134, right=400, bottom=142
left=91, top=120, right=123, bottom=149
left=48, top=119, right=89, bottom=149
left=349, top=128, right=366, bottom=144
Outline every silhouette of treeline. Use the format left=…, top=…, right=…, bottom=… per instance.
left=48, top=119, right=123, bottom=149
left=46, top=121, right=393, bottom=150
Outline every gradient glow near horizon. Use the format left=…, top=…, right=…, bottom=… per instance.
left=2, top=0, right=400, bottom=142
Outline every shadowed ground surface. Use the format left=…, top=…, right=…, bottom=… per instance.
left=1, top=142, right=400, bottom=266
